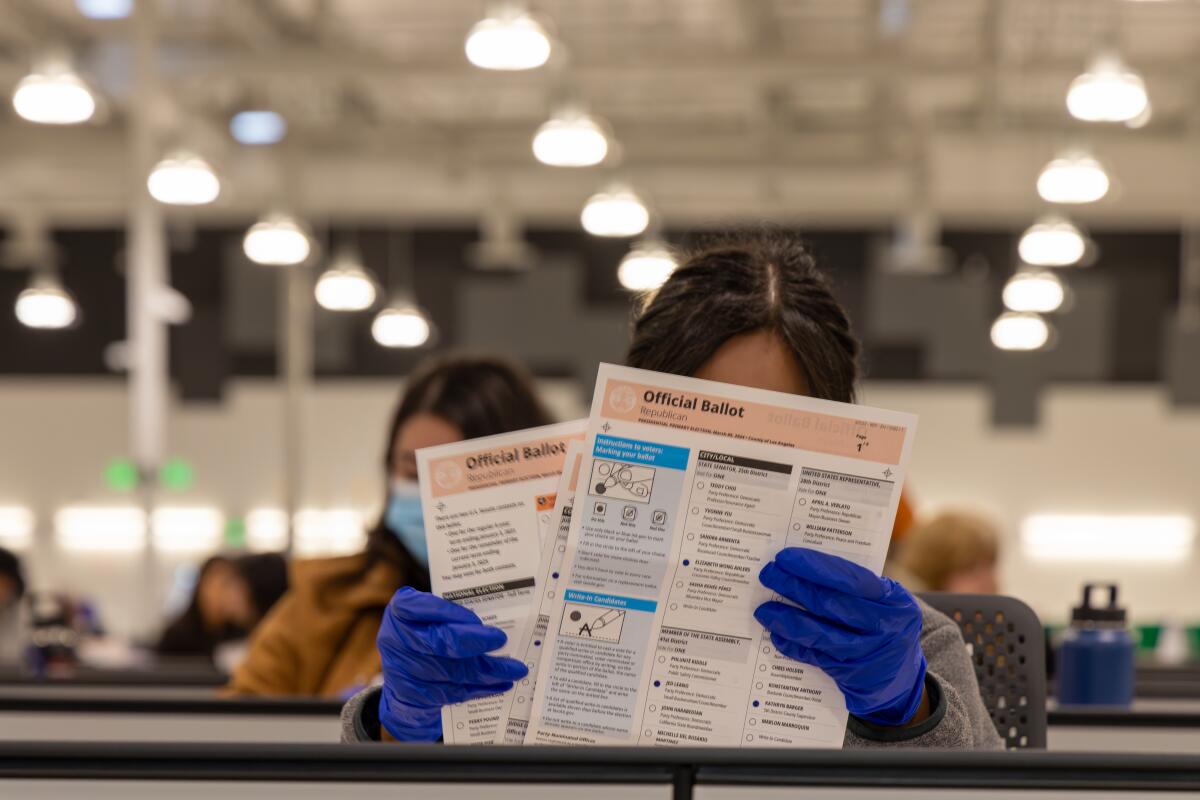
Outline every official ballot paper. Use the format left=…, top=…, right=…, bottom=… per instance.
left=524, top=364, right=917, bottom=748
left=494, top=441, right=585, bottom=744
left=417, top=420, right=586, bottom=745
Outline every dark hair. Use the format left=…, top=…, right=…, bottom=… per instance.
left=365, top=354, right=554, bottom=585
left=382, top=354, right=553, bottom=474
left=626, top=231, right=860, bottom=403
left=155, top=555, right=235, bottom=660
left=0, top=547, right=25, bottom=601
left=235, top=553, right=289, bottom=620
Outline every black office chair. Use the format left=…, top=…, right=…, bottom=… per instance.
left=918, top=592, right=1047, bottom=749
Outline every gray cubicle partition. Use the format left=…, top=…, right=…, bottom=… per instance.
left=0, top=695, right=343, bottom=743
left=2, top=743, right=1200, bottom=799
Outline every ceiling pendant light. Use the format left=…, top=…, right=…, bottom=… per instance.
left=242, top=213, right=312, bottom=266
left=1002, top=271, right=1066, bottom=314
left=1066, top=53, right=1149, bottom=123
left=532, top=107, right=609, bottom=167
left=1018, top=216, right=1086, bottom=267
left=617, top=240, right=677, bottom=291
left=315, top=250, right=377, bottom=311
left=991, top=311, right=1052, bottom=352
left=581, top=185, right=650, bottom=237
left=147, top=150, right=220, bottom=206
left=372, top=303, right=432, bottom=348
left=465, top=4, right=552, bottom=71
left=15, top=274, right=78, bottom=330
left=12, top=57, right=96, bottom=125
left=1036, top=151, right=1109, bottom=204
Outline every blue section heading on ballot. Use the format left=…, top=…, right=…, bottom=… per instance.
left=564, top=588, right=658, bottom=613
left=593, top=435, right=689, bottom=471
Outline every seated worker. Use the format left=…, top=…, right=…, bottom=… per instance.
left=0, top=547, right=26, bottom=665
left=896, top=511, right=1000, bottom=594
left=344, top=231, right=1002, bottom=749
left=157, top=553, right=289, bottom=668
left=228, top=355, right=553, bottom=697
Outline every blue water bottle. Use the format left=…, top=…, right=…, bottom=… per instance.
left=1057, top=584, right=1135, bottom=707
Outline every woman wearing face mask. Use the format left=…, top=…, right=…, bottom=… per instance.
left=226, top=354, right=552, bottom=698
left=344, top=231, right=1002, bottom=749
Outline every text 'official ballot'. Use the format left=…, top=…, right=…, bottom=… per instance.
left=417, top=420, right=587, bottom=745
left=524, top=364, right=917, bottom=748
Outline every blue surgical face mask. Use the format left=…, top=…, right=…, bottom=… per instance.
left=386, top=479, right=428, bottom=568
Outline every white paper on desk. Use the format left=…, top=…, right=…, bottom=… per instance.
left=493, top=441, right=585, bottom=744
left=525, top=364, right=917, bottom=748
left=417, top=420, right=586, bottom=745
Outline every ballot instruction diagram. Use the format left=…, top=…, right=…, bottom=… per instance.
left=590, top=459, right=655, bottom=504
left=559, top=602, right=626, bottom=643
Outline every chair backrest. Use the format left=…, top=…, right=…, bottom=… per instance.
left=918, top=592, right=1047, bottom=749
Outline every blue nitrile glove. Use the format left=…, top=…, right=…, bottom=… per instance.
left=754, top=547, right=927, bottom=727
left=376, top=586, right=528, bottom=741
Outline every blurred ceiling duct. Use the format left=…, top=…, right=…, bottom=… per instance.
left=466, top=210, right=538, bottom=271
left=878, top=210, right=955, bottom=275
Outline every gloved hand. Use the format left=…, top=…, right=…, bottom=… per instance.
left=754, top=547, right=927, bottom=727
left=376, top=587, right=528, bottom=741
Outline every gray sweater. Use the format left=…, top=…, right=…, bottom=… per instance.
left=342, top=598, right=1004, bottom=750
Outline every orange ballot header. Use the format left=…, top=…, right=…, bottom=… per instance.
left=427, top=425, right=586, bottom=498
left=600, top=376, right=908, bottom=465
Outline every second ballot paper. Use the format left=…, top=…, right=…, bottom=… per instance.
left=525, top=364, right=917, bottom=748
left=417, top=420, right=585, bottom=745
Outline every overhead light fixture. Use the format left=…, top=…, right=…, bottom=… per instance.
left=245, top=508, right=289, bottom=553
left=15, top=274, right=78, bottom=330
left=315, top=250, right=377, bottom=311
left=465, top=4, right=552, bottom=71
left=618, top=240, right=677, bottom=291
left=1018, top=216, right=1086, bottom=267
left=372, top=303, right=432, bottom=348
left=242, top=213, right=312, bottom=266
left=990, top=311, right=1052, bottom=351
left=1067, top=53, right=1149, bottom=123
left=147, top=150, right=220, bottom=206
left=55, top=506, right=146, bottom=553
left=532, top=108, right=609, bottom=167
left=1002, top=271, right=1066, bottom=314
left=151, top=507, right=224, bottom=554
left=229, top=109, right=287, bottom=146
left=1036, top=152, right=1110, bottom=204
left=294, top=508, right=367, bottom=556
left=11, top=58, right=96, bottom=125
left=581, top=185, right=650, bottom=237
left=1022, top=514, right=1194, bottom=563
left=75, top=0, right=133, bottom=19
left=0, top=507, right=35, bottom=551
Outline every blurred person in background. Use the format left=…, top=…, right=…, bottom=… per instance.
left=895, top=511, right=1000, bottom=594
left=352, top=231, right=1002, bottom=750
left=157, top=553, right=289, bottom=668
left=0, top=547, right=27, bottom=665
left=227, top=354, right=553, bottom=697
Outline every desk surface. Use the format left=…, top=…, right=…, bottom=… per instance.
left=2, top=742, right=1200, bottom=793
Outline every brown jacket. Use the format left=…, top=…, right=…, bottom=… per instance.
left=226, top=553, right=402, bottom=698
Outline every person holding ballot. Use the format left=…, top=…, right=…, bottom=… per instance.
left=344, top=232, right=1002, bottom=749
left=229, top=355, right=552, bottom=697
